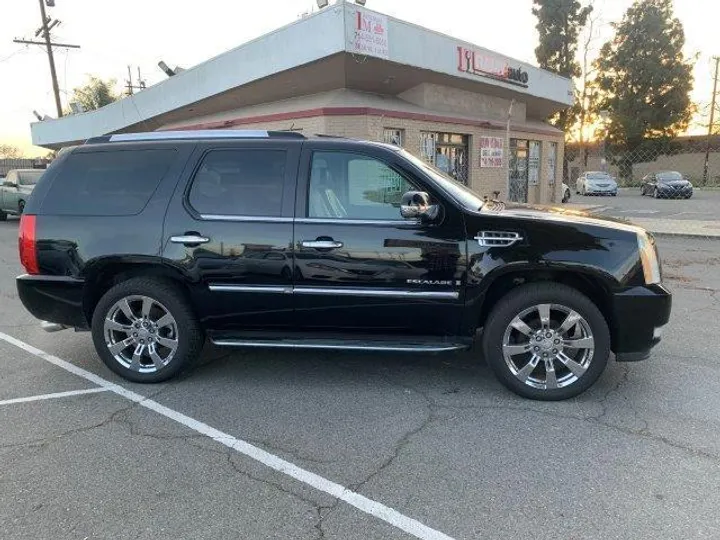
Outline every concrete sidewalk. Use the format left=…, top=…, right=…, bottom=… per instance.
left=628, top=218, right=720, bottom=239
left=564, top=202, right=720, bottom=239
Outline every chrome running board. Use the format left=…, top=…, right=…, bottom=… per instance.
left=211, top=338, right=468, bottom=353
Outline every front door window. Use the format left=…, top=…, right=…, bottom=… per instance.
left=308, top=152, right=415, bottom=220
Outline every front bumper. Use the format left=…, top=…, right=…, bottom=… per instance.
left=16, top=274, right=89, bottom=329
left=611, top=283, right=671, bottom=362
left=658, top=187, right=693, bottom=198
left=586, top=186, right=618, bottom=195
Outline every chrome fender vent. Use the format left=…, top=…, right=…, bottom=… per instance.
left=474, top=231, right=523, bottom=247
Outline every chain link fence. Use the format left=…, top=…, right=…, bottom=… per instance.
left=0, top=158, right=50, bottom=177
left=563, top=135, right=720, bottom=240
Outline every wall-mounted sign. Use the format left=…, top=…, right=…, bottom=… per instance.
left=480, top=137, right=504, bottom=168
left=457, top=46, right=530, bottom=88
left=349, top=8, right=389, bottom=59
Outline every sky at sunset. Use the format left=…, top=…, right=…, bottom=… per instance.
left=1, top=0, right=717, bottom=156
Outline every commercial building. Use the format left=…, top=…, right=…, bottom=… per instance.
left=31, top=1, right=573, bottom=203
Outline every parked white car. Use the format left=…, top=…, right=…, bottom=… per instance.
left=576, top=172, right=618, bottom=196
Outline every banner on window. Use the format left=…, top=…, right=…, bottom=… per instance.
left=480, top=136, right=504, bottom=168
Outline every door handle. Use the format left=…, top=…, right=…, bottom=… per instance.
left=301, top=240, right=344, bottom=249
left=170, top=234, right=210, bottom=245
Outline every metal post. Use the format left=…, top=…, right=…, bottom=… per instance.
left=703, top=56, right=719, bottom=185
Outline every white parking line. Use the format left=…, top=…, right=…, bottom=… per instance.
left=0, top=387, right=108, bottom=406
left=0, top=331, right=456, bottom=540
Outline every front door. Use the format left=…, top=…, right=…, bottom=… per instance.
left=292, top=143, right=466, bottom=337
left=162, top=140, right=300, bottom=334
left=509, top=139, right=529, bottom=203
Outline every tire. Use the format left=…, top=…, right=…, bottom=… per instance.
left=91, top=277, right=204, bottom=383
left=18, top=200, right=25, bottom=214
left=0, top=211, right=6, bottom=221
left=562, top=190, right=570, bottom=203
left=653, top=188, right=658, bottom=199
left=481, top=283, right=610, bottom=401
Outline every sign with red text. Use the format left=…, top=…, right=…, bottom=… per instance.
left=458, top=46, right=530, bottom=88
left=480, top=137, right=504, bottom=168
left=349, top=8, right=389, bottom=59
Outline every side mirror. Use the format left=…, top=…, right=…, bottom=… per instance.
left=3, top=181, right=17, bottom=188
left=400, top=191, right=440, bottom=222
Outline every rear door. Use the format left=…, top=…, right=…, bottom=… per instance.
left=292, top=141, right=466, bottom=337
left=162, top=139, right=301, bottom=335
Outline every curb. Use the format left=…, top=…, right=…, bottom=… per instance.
left=648, top=231, right=720, bottom=241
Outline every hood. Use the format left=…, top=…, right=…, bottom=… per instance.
left=587, top=177, right=617, bottom=185
left=660, top=180, right=692, bottom=187
left=478, top=201, right=644, bottom=234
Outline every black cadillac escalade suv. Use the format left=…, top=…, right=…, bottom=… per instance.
left=17, top=131, right=671, bottom=400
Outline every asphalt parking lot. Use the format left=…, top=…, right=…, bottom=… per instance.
left=2, top=219, right=720, bottom=539
left=571, top=187, right=720, bottom=221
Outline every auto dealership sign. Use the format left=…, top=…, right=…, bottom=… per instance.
left=349, top=8, right=389, bottom=59
left=457, top=46, right=530, bottom=88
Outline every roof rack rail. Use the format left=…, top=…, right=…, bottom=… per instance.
left=84, top=130, right=306, bottom=144
left=313, top=133, right=350, bottom=139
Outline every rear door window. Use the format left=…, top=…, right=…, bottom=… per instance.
left=41, top=149, right=176, bottom=216
left=187, top=149, right=287, bottom=217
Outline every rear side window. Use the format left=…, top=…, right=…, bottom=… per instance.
left=41, top=149, right=176, bottom=216
left=187, top=149, right=286, bottom=217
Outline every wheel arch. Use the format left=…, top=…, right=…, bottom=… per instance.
left=473, top=266, right=615, bottom=340
left=82, top=259, right=194, bottom=326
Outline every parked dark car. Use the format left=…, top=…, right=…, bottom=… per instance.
left=16, top=131, right=671, bottom=400
left=641, top=171, right=693, bottom=199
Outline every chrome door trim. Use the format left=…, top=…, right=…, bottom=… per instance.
left=199, top=214, right=293, bottom=223
left=208, top=284, right=293, bottom=294
left=295, top=218, right=421, bottom=226
left=294, top=287, right=459, bottom=300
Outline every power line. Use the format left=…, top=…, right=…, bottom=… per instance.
left=11, top=0, right=80, bottom=118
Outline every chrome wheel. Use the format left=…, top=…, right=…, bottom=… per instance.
left=103, top=295, right=179, bottom=373
left=502, top=303, right=595, bottom=391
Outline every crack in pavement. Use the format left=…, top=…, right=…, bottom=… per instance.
left=223, top=450, right=335, bottom=540
left=0, top=387, right=168, bottom=452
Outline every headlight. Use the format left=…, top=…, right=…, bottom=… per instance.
left=637, top=232, right=661, bottom=284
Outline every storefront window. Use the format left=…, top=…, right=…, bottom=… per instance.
left=548, top=142, right=557, bottom=184
left=420, top=131, right=469, bottom=185
left=383, top=128, right=404, bottom=147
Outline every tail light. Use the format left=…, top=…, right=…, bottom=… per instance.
left=19, top=214, right=39, bottom=275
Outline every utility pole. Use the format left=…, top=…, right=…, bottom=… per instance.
left=703, top=56, right=719, bottom=185
left=13, top=1, right=80, bottom=118
left=38, top=0, right=61, bottom=117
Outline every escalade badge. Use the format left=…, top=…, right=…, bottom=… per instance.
left=407, top=279, right=461, bottom=286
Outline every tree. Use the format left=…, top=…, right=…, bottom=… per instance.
left=0, top=144, right=23, bottom=158
left=68, top=76, right=120, bottom=112
left=594, top=0, right=694, bottom=177
left=533, top=0, right=593, bottom=133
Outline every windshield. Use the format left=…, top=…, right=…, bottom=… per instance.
left=587, top=173, right=611, bottom=181
left=18, top=171, right=43, bottom=186
left=400, top=149, right=485, bottom=211
left=657, top=171, right=683, bottom=182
